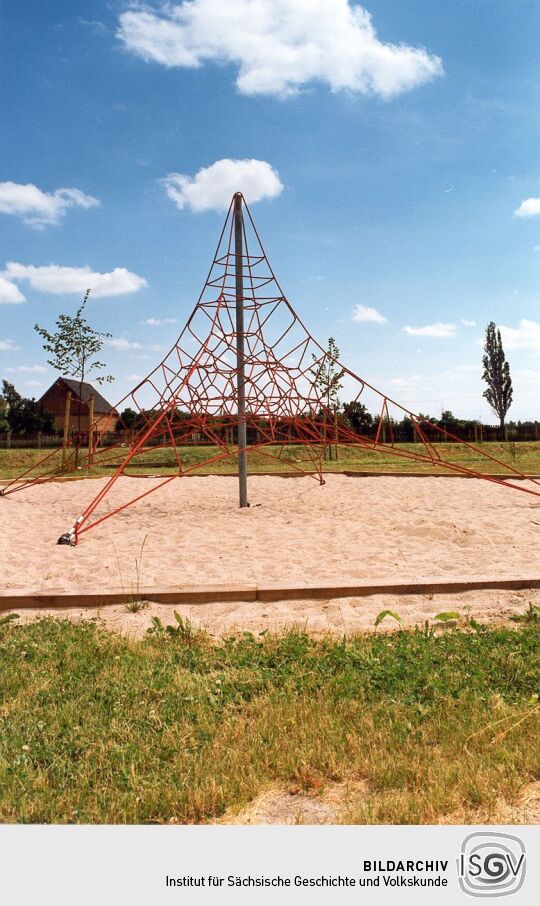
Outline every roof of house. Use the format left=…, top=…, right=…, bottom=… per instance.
left=41, top=378, right=118, bottom=414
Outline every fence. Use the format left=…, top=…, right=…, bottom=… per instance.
left=1, top=422, right=539, bottom=449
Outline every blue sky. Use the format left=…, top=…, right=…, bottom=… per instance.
left=1, top=0, right=539, bottom=420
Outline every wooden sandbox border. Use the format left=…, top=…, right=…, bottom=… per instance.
left=1, top=471, right=540, bottom=485
left=2, top=575, right=540, bottom=611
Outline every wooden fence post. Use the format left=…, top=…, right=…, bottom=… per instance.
left=62, top=391, right=72, bottom=466
left=88, top=395, right=95, bottom=465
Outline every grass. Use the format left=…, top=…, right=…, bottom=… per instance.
left=2, top=440, right=540, bottom=481
left=0, top=616, right=538, bottom=824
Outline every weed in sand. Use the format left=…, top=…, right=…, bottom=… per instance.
left=124, top=601, right=148, bottom=614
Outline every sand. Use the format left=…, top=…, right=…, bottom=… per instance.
left=213, top=780, right=540, bottom=826
left=8, top=588, right=539, bottom=639
left=2, top=474, right=539, bottom=598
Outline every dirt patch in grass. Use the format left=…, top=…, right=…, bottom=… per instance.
left=216, top=779, right=540, bottom=826
left=216, top=779, right=367, bottom=825
left=445, top=781, right=540, bottom=825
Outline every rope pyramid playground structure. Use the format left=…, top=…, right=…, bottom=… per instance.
left=2, top=193, right=539, bottom=545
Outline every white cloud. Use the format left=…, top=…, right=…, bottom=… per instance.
left=142, top=317, right=178, bottom=325
left=118, top=0, right=443, bottom=99
left=514, top=368, right=540, bottom=386
left=0, top=275, right=25, bottom=303
left=0, top=181, right=100, bottom=227
left=460, top=318, right=476, bottom=327
left=163, top=159, right=283, bottom=212
left=3, top=263, right=147, bottom=298
left=126, top=373, right=143, bottom=381
left=5, top=365, right=47, bottom=373
left=386, top=374, right=433, bottom=393
left=514, top=198, right=540, bottom=218
left=499, top=319, right=540, bottom=351
left=24, top=380, right=44, bottom=389
left=0, top=339, right=21, bottom=351
left=105, top=338, right=142, bottom=350
left=403, top=322, right=457, bottom=338
left=352, top=304, right=387, bottom=324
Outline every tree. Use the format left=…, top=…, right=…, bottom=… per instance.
left=342, top=401, right=373, bottom=435
left=34, top=290, right=113, bottom=389
left=116, top=407, right=139, bottom=431
left=1, top=380, right=54, bottom=435
left=0, top=394, right=9, bottom=433
left=438, top=409, right=460, bottom=434
left=35, top=289, right=114, bottom=457
left=311, top=337, right=344, bottom=460
left=482, top=321, right=513, bottom=437
left=1, top=381, right=22, bottom=412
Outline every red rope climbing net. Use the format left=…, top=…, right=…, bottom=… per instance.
left=2, top=194, right=539, bottom=543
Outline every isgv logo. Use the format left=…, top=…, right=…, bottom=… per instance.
left=458, top=832, right=526, bottom=897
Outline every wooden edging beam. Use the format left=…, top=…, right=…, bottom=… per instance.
left=1, top=471, right=539, bottom=487
left=1, top=575, right=540, bottom=611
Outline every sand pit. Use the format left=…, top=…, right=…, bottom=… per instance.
left=1, top=474, right=539, bottom=599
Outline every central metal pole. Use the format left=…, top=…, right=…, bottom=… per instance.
left=234, top=193, right=248, bottom=507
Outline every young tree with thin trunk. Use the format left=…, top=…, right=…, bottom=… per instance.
left=34, top=289, right=114, bottom=460
left=482, top=321, right=513, bottom=438
left=311, top=337, right=344, bottom=461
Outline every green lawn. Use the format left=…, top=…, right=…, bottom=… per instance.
left=0, top=615, right=538, bottom=824
left=1, top=440, right=540, bottom=481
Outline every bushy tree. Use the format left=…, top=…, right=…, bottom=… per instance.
left=342, top=401, right=373, bottom=434
left=0, top=394, right=9, bottom=433
left=438, top=409, right=460, bottom=433
left=0, top=380, right=54, bottom=434
left=116, top=407, right=139, bottom=431
left=482, top=321, right=513, bottom=436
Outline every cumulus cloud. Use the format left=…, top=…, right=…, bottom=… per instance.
left=0, top=339, right=21, bottom=351
left=163, top=159, right=283, bottom=212
left=0, top=181, right=100, bottom=227
left=118, top=0, right=443, bottom=99
left=3, top=263, right=147, bottom=298
left=514, top=198, right=540, bottom=218
left=0, top=275, right=25, bottom=303
left=105, top=338, right=142, bottom=350
left=499, top=319, right=540, bottom=351
left=403, top=322, right=457, bottom=338
left=352, top=304, right=387, bottom=324
left=460, top=318, right=476, bottom=327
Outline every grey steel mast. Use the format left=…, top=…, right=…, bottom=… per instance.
left=234, top=193, right=248, bottom=507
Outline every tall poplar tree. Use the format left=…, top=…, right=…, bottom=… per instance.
left=482, top=321, right=513, bottom=437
